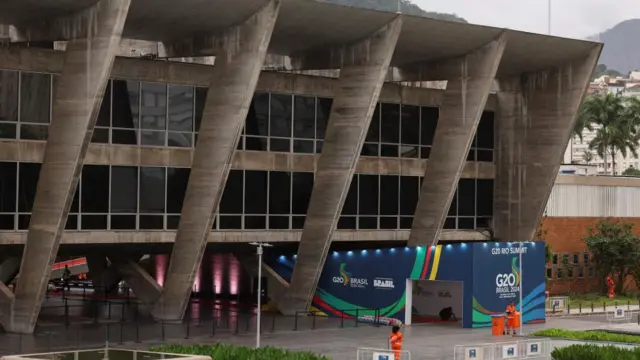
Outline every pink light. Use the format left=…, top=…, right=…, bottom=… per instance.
left=213, top=253, right=223, bottom=295
left=193, top=259, right=202, bottom=293
left=229, top=253, right=239, bottom=295
left=155, top=254, right=168, bottom=287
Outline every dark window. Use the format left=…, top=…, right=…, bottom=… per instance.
left=245, top=215, right=266, bottom=229
left=0, top=123, right=16, bottom=139
left=316, top=98, right=332, bottom=139
left=342, top=176, right=358, bottom=216
left=167, top=167, right=190, bottom=214
left=269, top=138, right=290, bottom=152
left=292, top=216, right=305, bottom=229
left=269, top=216, right=289, bottom=230
left=20, top=124, right=48, bottom=140
left=97, top=81, right=111, bottom=127
left=420, top=107, right=438, bottom=146
left=359, top=217, right=377, bottom=229
left=194, top=87, right=207, bottom=132
left=110, top=166, right=138, bottom=213
left=366, top=104, right=380, bottom=142
left=110, top=215, right=136, bottom=230
left=112, top=129, right=137, bottom=146
left=476, top=179, right=493, bottom=216
left=269, top=94, right=292, bottom=138
left=443, top=217, right=456, bottom=229
left=358, top=175, right=379, bottom=216
left=112, top=80, right=139, bottom=129
left=338, top=216, right=356, bottom=229
left=401, top=105, right=420, bottom=145
left=219, top=215, right=241, bottom=229
left=81, top=165, right=109, bottom=213
left=167, top=215, right=180, bottom=230
left=17, top=214, right=30, bottom=230
left=458, top=217, right=475, bottom=229
left=139, top=215, right=164, bottom=230
left=293, top=140, right=314, bottom=154
left=245, top=93, right=269, bottom=136
left=139, top=167, right=166, bottom=213
left=168, top=85, right=194, bottom=132
left=245, top=136, right=268, bottom=151
left=380, top=103, right=400, bottom=144
left=81, top=215, right=107, bottom=230
left=399, top=176, right=418, bottom=216
left=140, top=82, right=167, bottom=130
left=0, top=162, right=16, bottom=213
left=457, top=179, right=476, bottom=216
left=220, top=170, right=243, bottom=214
left=167, top=132, right=192, bottom=148
left=546, top=268, right=552, bottom=279
left=65, top=215, right=77, bottom=230
left=477, top=112, right=495, bottom=149
left=71, top=186, right=79, bottom=214
left=91, top=128, right=109, bottom=143
left=380, top=175, right=399, bottom=216
left=20, top=72, right=50, bottom=124
left=448, top=190, right=457, bottom=216
left=245, top=171, right=267, bottom=214
left=380, top=216, right=398, bottom=230
left=400, top=217, right=413, bottom=229
left=0, top=70, right=18, bottom=122
left=293, top=96, right=315, bottom=139
left=269, top=172, right=291, bottom=215
left=292, top=172, right=314, bottom=215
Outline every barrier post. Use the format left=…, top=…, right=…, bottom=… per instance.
left=64, top=299, right=69, bottom=327
left=355, top=309, right=359, bottom=327
left=293, top=311, right=298, bottom=331
left=108, top=302, right=112, bottom=319
left=591, top=301, right=594, bottom=312
left=119, top=321, right=124, bottom=344
left=161, top=320, right=165, bottom=341
left=340, top=310, right=344, bottom=328
left=211, top=314, right=216, bottom=337
left=234, top=315, right=239, bottom=335
left=579, top=302, right=582, bottom=314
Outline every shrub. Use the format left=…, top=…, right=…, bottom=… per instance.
left=150, top=344, right=330, bottom=360
left=551, top=344, right=640, bottom=360
left=531, top=328, right=640, bottom=344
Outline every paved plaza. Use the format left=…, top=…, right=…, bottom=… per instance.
left=1, top=312, right=635, bottom=359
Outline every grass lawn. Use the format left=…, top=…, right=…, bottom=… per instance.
left=531, top=328, right=640, bottom=344
left=564, top=295, right=638, bottom=309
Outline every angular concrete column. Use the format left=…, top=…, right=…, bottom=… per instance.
left=407, top=34, right=507, bottom=247
left=0, top=257, right=20, bottom=285
left=86, top=255, right=121, bottom=295
left=494, top=45, right=601, bottom=241
left=3, top=0, right=130, bottom=334
left=282, top=17, right=403, bottom=313
left=109, top=256, right=162, bottom=309
left=153, top=0, right=280, bottom=321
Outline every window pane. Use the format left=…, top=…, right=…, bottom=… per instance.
left=0, top=123, right=16, bottom=139
left=246, top=215, right=266, bottom=229
left=140, top=130, right=166, bottom=146
left=342, top=176, right=358, bottom=215
left=380, top=103, right=400, bottom=144
left=293, top=96, right=315, bottom=139
left=269, top=216, right=289, bottom=230
left=359, top=216, right=377, bottom=230
left=399, top=176, right=418, bottom=216
left=140, top=215, right=164, bottom=230
left=292, top=216, right=305, bottom=229
left=338, top=216, right=356, bottom=229
left=358, top=175, right=379, bottom=216
left=81, top=215, right=107, bottom=230
left=245, top=171, right=267, bottom=214
left=112, top=129, right=137, bottom=145
left=20, top=72, right=50, bottom=124
left=293, top=140, right=314, bottom=154
left=65, top=214, right=77, bottom=230
left=18, top=162, right=40, bottom=212
left=221, top=170, right=243, bottom=214
left=91, top=128, right=109, bottom=143
left=111, top=215, right=136, bottom=230
left=18, top=214, right=30, bottom=230
left=366, top=104, right=380, bottom=142
left=20, top=124, right=48, bottom=140
left=269, top=171, right=291, bottom=215
left=168, top=85, right=194, bottom=131
left=139, top=167, right=166, bottom=213
left=292, top=172, right=314, bottom=215
left=81, top=165, right=110, bottom=213
left=380, top=175, right=399, bottom=215
left=140, top=82, right=167, bottom=130
left=112, top=80, right=139, bottom=129
left=0, top=70, right=18, bottom=122
left=167, top=167, right=190, bottom=214
left=245, top=93, right=269, bottom=136
left=0, top=214, right=13, bottom=229
left=0, top=162, right=17, bottom=213
left=420, top=107, right=438, bottom=146
left=97, top=81, right=111, bottom=127
left=380, top=216, right=398, bottom=229
left=270, top=94, right=292, bottom=138
left=401, top=105, right=420, bottom=145
left=219, top=215, right=241, bottom=229
left=361, top=143, right=379, bottom=157
left=457, top=179, right=476, bottom=216
left=245, top=136, right=267, bottom=151
left=316, top=98, right=332, bottom=139
left=167, top=132, right=193, bottom=148
left=476, top=179, right=493, bottom=216
left=448, top=190, right=457, bottom=216
left=269, top=138, right=290, bottom=152
left=111, top=166, right=138, bottom=213
left=477, top=112, right=495, bottom=149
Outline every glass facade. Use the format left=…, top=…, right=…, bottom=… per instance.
left=0, top=163, right=492, bottom=231
left=0, top=70, right=495, bottom=161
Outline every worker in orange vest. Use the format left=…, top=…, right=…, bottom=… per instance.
left=389, top=325, right=404, bottom=359
left=504, top=301, right=516, bottom=335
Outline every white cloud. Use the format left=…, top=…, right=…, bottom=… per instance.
left=413, top=0, right=639, bottom=39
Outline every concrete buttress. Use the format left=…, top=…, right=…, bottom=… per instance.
left=493, top=45, right=602, bottom=242
left=150, top=0, right=280, bottom=321
left=2, top=0, right=131, bottom=334
left=408, top=33, right=507, bottom=247
left=281, top=17, right=403, bottom=313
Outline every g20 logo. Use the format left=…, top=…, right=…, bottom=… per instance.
left=496, top=273, right=517, bottom=287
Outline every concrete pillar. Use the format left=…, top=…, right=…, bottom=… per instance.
left=407, top=34, right=507, bottom=247
left=86, top=255, right=121, bottom=295
left=281, top=17, right=403, bottom=313
left=3, top=0, right=130, bottom=334
left=152, top=0, right=280, bottom=321
left=494, top=45, right=601, bottom=241
left=0, top=257, right=20, bottom=285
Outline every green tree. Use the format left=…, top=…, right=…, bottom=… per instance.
left=583, top=219, right=639, bottom=293
left=582, top=150, right=594, bottom=164
left=578, top=93, right=640, bottom=174
left=622, top=166, right=640, bottom=176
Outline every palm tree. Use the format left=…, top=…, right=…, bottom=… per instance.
left=577, top=93, right=640, bottom=175
left=582, top=149, right=594, bottom=164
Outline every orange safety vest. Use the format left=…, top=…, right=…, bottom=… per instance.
left=506, top=305, right=516, bottom=319
left=390, top=331, right=403, bottom=349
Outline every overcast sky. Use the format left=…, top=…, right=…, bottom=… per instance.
left=413, top=0, right=640, bottom=39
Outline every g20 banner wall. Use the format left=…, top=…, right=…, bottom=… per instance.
left=267, top=242, right=546, bottom=328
